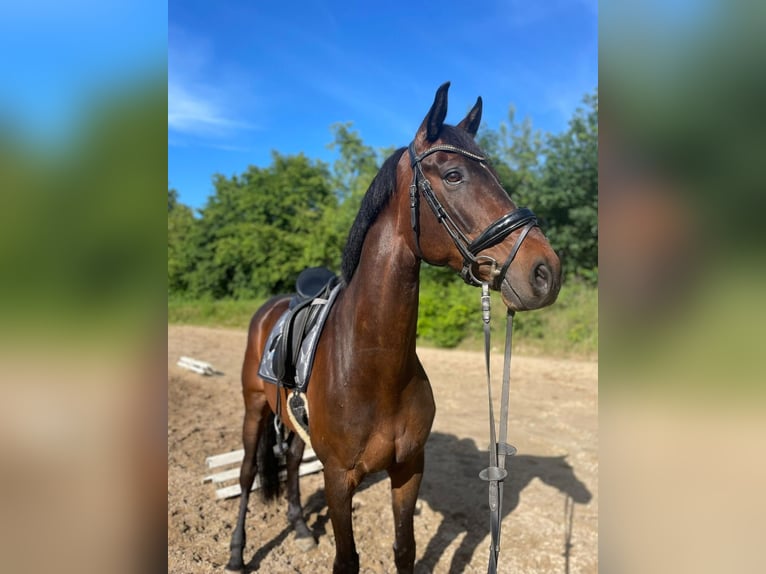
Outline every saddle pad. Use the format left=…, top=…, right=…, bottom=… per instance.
left=257, top=283, right=342, bottom=391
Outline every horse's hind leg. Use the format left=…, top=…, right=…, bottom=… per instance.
left=388, top=451, right=425, bottom=574
left=226, top=392, right=269, bottom=573
left=285, top=433, right=316, bottom=550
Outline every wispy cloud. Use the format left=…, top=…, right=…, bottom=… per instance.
left=168, top=81, right=253, bottom=136
left=168, top=25, right=256, bottom=141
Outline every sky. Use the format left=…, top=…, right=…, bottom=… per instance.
left=169, top=0, right=597, bottom=210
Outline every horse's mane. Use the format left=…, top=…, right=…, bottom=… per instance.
left=340, top=126, right=483, bottom=284
left=341, top=147, right=406, bottom=283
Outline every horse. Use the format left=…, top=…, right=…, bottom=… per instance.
left=225, top=82, right=562, bottom=574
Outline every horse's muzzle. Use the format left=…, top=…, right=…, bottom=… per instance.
left=500, top=256, right=561, bottom=311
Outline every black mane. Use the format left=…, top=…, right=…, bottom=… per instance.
left=341, top=147, right=406, bottom=283
left=340, top=127, right=484, bottom=283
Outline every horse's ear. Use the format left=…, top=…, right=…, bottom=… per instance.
left=416, top=82, right=450, bottom=146
left=457, top=96, right=482, bottom=138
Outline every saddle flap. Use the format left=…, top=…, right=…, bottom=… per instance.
left=257, top=277, right=341, bottom=392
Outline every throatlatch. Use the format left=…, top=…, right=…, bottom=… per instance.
left=479, top=283, right=517, bottom=574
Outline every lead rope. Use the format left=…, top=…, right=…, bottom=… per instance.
left=479, top=282, right=517, bottom=574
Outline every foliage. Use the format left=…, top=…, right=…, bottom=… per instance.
left=478, top=91, right=598, bottom=283
left=168, top=188, right=196, bottom=293
left=458, top=279, right=598, bottom=358
left=536, top=92, right=598, bottom=281
left=184, top=153, right=333, bottom=298
left=516, top=278, right=598, bottom=357
left=477, top=105, right=545, bottom=208
left=416, top=266, right=475, bottom=348
left=301, top=123, right=381, bottom=270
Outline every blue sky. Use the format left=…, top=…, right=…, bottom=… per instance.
left=170, top=0, right=597, bottom=210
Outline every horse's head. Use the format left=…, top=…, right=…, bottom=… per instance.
left=405, top=82, right=561, bottom=311
left=527, top=455, right=593, bottom=504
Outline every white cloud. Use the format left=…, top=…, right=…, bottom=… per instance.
left=168, top=25, right=256, bottom=140
left=168, top=81, right=251, bottom=136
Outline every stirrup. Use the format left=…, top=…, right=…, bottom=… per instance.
left=272, top=415, right=289, bottom=456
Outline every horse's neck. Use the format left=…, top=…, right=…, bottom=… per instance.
left=341, top=212, right=421, bottom=357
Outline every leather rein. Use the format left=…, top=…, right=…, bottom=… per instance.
left=408, top=140, right=533, bottom=573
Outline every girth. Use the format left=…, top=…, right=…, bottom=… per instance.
left=407, top=141, right=538, bottom=288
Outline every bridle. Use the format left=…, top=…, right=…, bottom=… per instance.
left=407, top=141, right=538, bottom=288
left=409, top=140, right=532, bottom=573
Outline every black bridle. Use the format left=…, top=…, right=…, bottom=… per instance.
left=408, top=141, right=538, bottom=288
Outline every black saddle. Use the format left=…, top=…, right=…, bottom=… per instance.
left=295, top=266, right=337, bottom=302
left=271, top=267, right=339, bottom=389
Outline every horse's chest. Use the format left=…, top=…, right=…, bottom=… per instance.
left=313, top=365, right=435, bottom=471
left=360, top=422, right=428, bottom=472
left=365, top=390, right=435, bottom=469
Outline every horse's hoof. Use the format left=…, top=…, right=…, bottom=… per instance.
left=295, top=534, right=317, bottom=552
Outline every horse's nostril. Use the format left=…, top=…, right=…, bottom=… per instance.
left=532, top=263, right=551, bottom=292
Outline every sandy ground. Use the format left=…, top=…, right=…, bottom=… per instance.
left=168, top=324, right=597, bottom=573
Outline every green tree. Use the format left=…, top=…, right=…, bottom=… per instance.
left=478, top=92, right=598, bottom=282
left=186, top=152, right=333, bottom=298
left=417, top=265, right=475, bottom=347
left=302, top=123, right=381, bottom=270
left=478, top=106, right=545, bottom=208
left=168, top=188, right=196, bottom=293
left=536, top=91, right=598, bottom=281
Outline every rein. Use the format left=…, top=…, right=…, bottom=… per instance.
left=479, top=283, right=516, bottom=574
left=408, top=140, right=534, bottom=572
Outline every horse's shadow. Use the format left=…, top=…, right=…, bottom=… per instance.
left=417, top=432, right=592, bottom=574
left=244, top=468, right=387, bottom=571
left=244, top=431, right=591, bottom=573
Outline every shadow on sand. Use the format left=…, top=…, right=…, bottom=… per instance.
left=245, top=431, right=591, bottom=573
left=417, top=432, right=592, bottom=573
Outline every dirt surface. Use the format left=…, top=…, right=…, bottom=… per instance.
left=168, top=325, right=597, bottom=573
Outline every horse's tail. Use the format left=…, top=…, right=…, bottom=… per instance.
left=256, top=412, right=281, bottom=502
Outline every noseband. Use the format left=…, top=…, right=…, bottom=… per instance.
left=408, top=141, right=538, bottom=288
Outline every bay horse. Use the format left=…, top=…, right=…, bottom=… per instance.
left=226, top=82, right=561, bottom=574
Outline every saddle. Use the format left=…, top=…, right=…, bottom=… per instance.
left=259, top=267, right=340, bottom=392
left=257, top=267, right=340, bottom=445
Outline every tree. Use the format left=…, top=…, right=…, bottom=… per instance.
left=186, top=153, right=333, bottom=298
left=478, top=105, right=545, bottom=208
left=536, top=91, right=598, bottom=281
left=301, top=123, right=381, bottom=271
left=168, top=188, right=196, bottom=293
left=478, top=92, right=598, bottom=282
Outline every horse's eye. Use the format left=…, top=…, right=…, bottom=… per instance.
left=444, top=171, right=463, bottom=184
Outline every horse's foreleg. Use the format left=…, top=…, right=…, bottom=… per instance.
left=388, top=451, right=425, bottom=574
left=285, top=433, right=316, bottom=549
left=324, top=465, right=360, bottom=574
left=226, top=394, right=268, bottom=573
